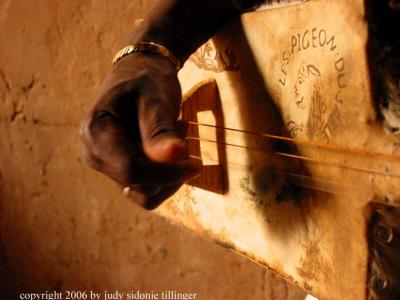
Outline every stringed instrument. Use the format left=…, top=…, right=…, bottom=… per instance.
left=156, top=0, right=400, bottom=299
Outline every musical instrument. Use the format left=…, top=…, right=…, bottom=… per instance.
left=156, top=0, right=400, bottom=299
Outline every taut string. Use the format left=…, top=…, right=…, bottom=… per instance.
left=184, top=121, right=400, bottom=161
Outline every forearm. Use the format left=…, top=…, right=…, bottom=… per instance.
left=127, top=0, right=263, bottom=63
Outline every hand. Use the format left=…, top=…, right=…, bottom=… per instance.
left=80, top=53, right=200, bottom=209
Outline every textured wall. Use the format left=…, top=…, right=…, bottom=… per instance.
left=0, top=1, right=305, bottom=299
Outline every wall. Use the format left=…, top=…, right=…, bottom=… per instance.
left=0, top=1, right=305, bottom=299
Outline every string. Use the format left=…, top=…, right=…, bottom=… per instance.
left=188, top=154, right=352, bottom=197
left=184, top=121, right=400, bottom=161
left=185, top=136, right=400, bottom=179
left=189, top=153, right=349, bottom=189
left=183, top=121, right=400, bottom=197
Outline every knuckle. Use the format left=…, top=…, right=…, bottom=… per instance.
left=149, top=113, right=177, bottom=134
left=82, top=150, right=104, bottom=171
left=79, top=110, right=109, bottom=147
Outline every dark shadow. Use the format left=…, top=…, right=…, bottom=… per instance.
left=364, top=0, right=400, bottom=129
left=0, top=175, right=20, bottom=298
left=209, top=17, right=333, bottom=240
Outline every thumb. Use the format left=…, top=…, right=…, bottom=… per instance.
left=138, top=96, right=187, bottom=163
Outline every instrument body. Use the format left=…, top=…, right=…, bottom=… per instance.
left=157, top=1, right=400, bottom=298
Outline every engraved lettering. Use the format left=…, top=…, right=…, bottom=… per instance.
left=334, top=57, right=346, bottom=88
left=297, top=33, right=301, bottom=51
left=327, top=35, right=337, bottom=51
left=281, top=65, right=287, bottom=76
left=335, top=57, right=345, bottom=72
left=319, top=30, right=326, bottom=47
left=279, top=27, right=345, bottom=143
left=283, top=50, right=290, bottom=65
left=312, top=27, right=318, bottom=48
left=279, top=50, right=291, bottom=86
left=302, top=30, right=310, bottom=50
left=291, top=28, right=336, bottom=53
left=291, top=35, right=298, bottom=54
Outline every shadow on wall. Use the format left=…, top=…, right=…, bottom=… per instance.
left=0, top=174, right=19, bottom=298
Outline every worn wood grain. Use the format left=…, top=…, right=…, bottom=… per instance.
left=156, top=0, right=400, bottom=299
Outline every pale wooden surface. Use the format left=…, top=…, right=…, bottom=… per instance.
left=157, top=0, right=400, bottom=299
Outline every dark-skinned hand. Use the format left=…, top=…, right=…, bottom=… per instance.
left=80, top=53, right=200, bottom=209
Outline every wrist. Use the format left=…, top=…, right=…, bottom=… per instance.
left=113, top=42, right=181, bottom=71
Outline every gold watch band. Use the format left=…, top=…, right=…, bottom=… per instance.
left=112, top=42, right=181, bottom=70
